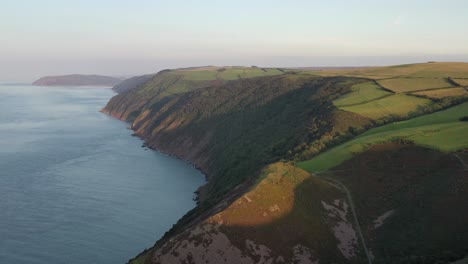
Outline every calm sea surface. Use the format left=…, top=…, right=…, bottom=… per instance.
left=0, top=84, right=204, bottom=264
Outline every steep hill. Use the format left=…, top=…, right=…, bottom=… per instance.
left=104, top=66, right=288, bottom=120
left=104, top=73, right=367, bottom=202
left=102, top=63, right=468, bottom=264
left=32, top=74, right=122, bottom=86
left=112, top=74, right=155, bottom=93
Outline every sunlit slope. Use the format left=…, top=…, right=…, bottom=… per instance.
left=298, top=102, right=468, bottom=172
left=333, top=82, right=392, bottom=107
left=135, top=163, right=367, bottom=264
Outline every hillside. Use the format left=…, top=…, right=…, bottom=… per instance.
left=112, top=74, right=155, bottom=93
left=32, top=74, right=122, bottom=86
left=102, top=63, right=468, bottom=264
left=104, top=71, right=367, bottom=202
left=104, top=66, right=288, bottom=120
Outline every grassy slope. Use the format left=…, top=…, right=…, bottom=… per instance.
left=377, top=77, right=452, bottom=93
left=144, top=163, right=365, bottom=264
left=308, top=62, right=468, bottom=79
left=412, top=87, right=468, bottom=99
left=120, top=74, right=368, bottom=264
left=326, top=62, right=468, bottom=122
left=129, top=75, right=364, bottom=202
left=453, top=78, right=468, bottom=86
left=212, top=163, right=354, bottom=263
left=117, top=63, right=468, bottom=264
left=333, top=82, right=393, bottom=107
left=103, top=66, right=288, bottom=120
left=339, top=94, right=434, bottom=120
left=298, top=102, right=468, bottom=172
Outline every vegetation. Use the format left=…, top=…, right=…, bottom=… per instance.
left=298, top=102, right=468, bottom=172
left=125, top=75, right=364, bottom=202
left=412, top=87, right=468, bottom=99
left=112, top=74, right=155, bottom=94
left=329, top=62, right=468, bottom=123
left=309, top=62, right=468, bottom=79
left=453, top=78, right=468, bottom=86
left=377, top=77, right=452, bottom=93
left=111, top=63, right=468, bottom=264
left=330, top=144, right=468, bottom=263
left=333, top=82, right=393, bottom=107
left=32, top=74, right=122, bottom=86
left=214, top=163, right=356, bottom=263
left=103, top=66, right=290, bottom=120
left=339, top=94, right=434, bottom=120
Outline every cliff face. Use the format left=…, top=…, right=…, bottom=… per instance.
left=32, top=74, right=122, bottom=86
left=102, top=65, right=468, bottom=264
left=102, top=69, right=372, bottom=263
left=103, top=74, right=365, bottom=202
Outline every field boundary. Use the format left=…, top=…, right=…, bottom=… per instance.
left=336, top=94, right=394, bottom=107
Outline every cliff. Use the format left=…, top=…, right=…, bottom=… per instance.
left=102, top=64, right=468, bottom=264
left=32, top=74, right=122, bottom=86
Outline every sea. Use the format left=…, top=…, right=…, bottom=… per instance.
left=0, top=84, right=204, bottom=264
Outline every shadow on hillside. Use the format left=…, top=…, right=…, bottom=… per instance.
left=210, top=145, right=468, bottom=264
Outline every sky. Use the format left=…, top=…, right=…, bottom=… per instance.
left=1, top=0, right=468, bottom=81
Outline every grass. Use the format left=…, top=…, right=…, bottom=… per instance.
left=308, top=62, right=468, bottom=79
left=453, top=78, right=468, bottom=86
left=333, top=82, right=393, bottom=107
left=339, top=94, right=433, bottom=120
left=330, top=144, right=468, bottom=263
left=129, top=253, right=148, bottom=264
left=297, top=102, right=468, bottom=172
left=178, top=67, right=285, bottom=81
left=177, top=69, right=218, bottom=80
left=211, top=162, right=359, bottom=263
left=412, top=87, right=468, bottom=99
left=218, top=67, right=284, bottom=80
left=377, top=78, right=452, bottom=93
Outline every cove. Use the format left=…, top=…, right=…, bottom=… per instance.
left=0, top=84, right=204, bottom=264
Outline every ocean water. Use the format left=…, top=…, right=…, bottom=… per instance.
left=0, top=84, right=205, bottom=264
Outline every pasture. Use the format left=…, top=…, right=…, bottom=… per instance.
left=412, top=87, right=468, bottom=99
left=339, top=94, right=433, bottom=120
left=333, top=82, right=392, bottom=107
left=377, top=78, right=451, bottom=93
left=298, top=102, right=468, bottom=172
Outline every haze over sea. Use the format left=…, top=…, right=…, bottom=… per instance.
left=0, top=84, right=204, bottom=264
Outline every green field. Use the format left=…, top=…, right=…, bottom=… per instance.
left=308, top=62, right=468, bottom=79
left=218, top=67, right=284, bottom=80
left=377, top=78, right=451, bottom=93
left=298, top=102, right=468, bottom=172
left=178, top=67, right=285, bottom=81
left=333, top=82, right=393, bottom=107
left=412, top=87, right=468, bottom=99
left=339, top=94, right=433, bottom=120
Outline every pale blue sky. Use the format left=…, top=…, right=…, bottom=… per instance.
left=1, top=0, right=468, bottom=80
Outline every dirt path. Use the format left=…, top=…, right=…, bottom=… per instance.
left=319, top=175, right=373, bottom=264
left=454, top=154, right=468, bottom=170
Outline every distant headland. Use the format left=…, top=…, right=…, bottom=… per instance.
left=32, top=74, right=123, bottom=87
